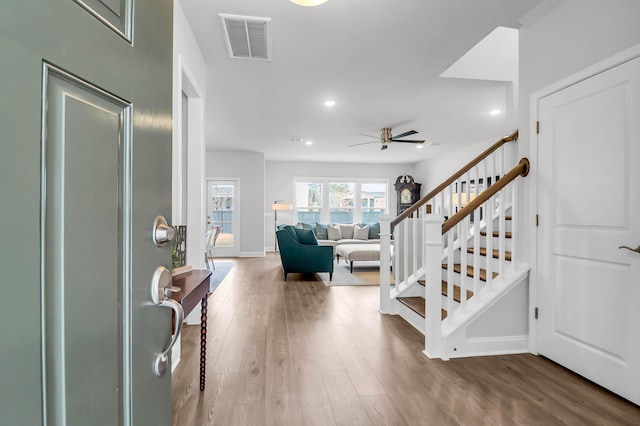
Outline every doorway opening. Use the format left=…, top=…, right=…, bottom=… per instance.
left=206, top=179, right=240, bottom=257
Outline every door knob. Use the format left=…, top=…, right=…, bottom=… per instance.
left=153, top=215, right=175, bottom=247
left=619, top=245, right=640, bottom=254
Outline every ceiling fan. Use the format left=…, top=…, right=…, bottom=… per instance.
left=349, top=128, right=425, bottom=150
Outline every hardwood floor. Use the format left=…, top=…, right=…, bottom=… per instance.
left=172, top=255, right=640, bottom=425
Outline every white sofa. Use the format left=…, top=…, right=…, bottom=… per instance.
left=297, top=222, right=382, bottom=248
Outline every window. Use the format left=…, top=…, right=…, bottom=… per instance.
left=360, top=182, right=387, bottom=223
left=329, top=182, right=354, bottom=223
left=295, top=181, right=322, bottom=223
left=294, top=178, right=388, bottom=224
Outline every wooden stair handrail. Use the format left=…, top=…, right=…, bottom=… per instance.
left=391, top=130, right=518, bottom=228
left=442, top=158, right=529, bottom=234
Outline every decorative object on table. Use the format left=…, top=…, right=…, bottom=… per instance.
left=272, top=201, right=292, bottom=252
left=171, top=225, right=188, bottom=274
left=394, top=175, right=421, bottom=214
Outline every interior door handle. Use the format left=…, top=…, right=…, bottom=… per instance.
left=619, top=245, right=640, bottom=254
left=150, top=266, right=184, bottom=377
left=153, top=297, right=184, bottom=377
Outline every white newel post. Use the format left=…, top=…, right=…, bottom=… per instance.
left=423, top=214, right=444, bottom=359
left=379, top=214, right=392, bottom=314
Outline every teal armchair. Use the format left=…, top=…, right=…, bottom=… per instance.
left=276, top=227, right=333, bottom=281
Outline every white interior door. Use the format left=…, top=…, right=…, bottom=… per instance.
left=536, top=53, right=640, bottom=405
left=0, top=1, right=175, bottom=424
left=206, top=179, right=240, bottom=257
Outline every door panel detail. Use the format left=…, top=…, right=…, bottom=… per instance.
left=536, top=54, right=640, bottom=405
left=74, top=0, right=132, bottom=42
left=41, top=63, right=132, bottom=425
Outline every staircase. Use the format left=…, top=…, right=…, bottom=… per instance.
left=379, top=131, right=532, bottom=360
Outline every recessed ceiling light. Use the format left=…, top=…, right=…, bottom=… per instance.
left=489, top=109, right=501, bottom=115
left=305, top=141, right=313, bottom=146
left=324, top=100, right=336, bottom=107
left=416, top=145, right=424, bottom=149
left=290, top=138, right=304, bottom=142
left=290, top=0, right=329, bottom=6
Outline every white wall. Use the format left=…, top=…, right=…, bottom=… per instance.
left=412, top=136, right=511, bottom=194
left=518, top=0, right=640, bottom=261
left=265, top=160, right=414, bottom=250
left=173, top=0, right=207, bottom=268
left=205, top=151, right=265, bottom=256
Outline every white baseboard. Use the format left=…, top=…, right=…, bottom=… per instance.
left=240, top=251, right=266, bottom=257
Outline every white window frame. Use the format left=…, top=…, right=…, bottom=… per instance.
left=293, top=177, right=389, bottom=224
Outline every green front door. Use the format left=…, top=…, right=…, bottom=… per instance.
left=0, top=1, right=174, bottom=424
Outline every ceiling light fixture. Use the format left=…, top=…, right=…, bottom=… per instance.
left=305, top=141, right=313, bottom=146
left=416, top=145, right=423, bottom=149
left=324, top=100, right=336, bottom=107
left=290, top=0, right=329, bottom=6
left=489, top=109, right=501, bottom=115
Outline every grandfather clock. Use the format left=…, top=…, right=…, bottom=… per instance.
left=394, top=175, right=421, bottom=214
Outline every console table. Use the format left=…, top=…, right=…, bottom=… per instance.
left=171, top=269, right=212, bottom=391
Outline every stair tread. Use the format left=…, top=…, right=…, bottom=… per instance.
left=467, top=247, right=512, bottom=261
left=442, top=263, right=498, bottom=281
left=441, top=281, right=473, bottom=302
left=397, top=296, right=447, bottom=320
left=480, top=230, right=512, bottom=238
left=417, top=280, right=472, bottom=302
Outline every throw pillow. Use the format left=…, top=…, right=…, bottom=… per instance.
left=294, top=228, right=318, bottom=245
left=298, top=222, right=315, bottom=232
left=282, top=225, right=299, bottom=242
left=338, top=223, right=355, bottom=239
left=327, top=224, right=342, bottom=241
left=315, top=223, right=328, bottom=240
left=367, top=222, right=381, bottom=239
left=354, top=224, right=370, bottom=240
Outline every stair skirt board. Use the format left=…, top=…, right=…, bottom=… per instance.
left=441, top=335, right=529, bottom=359
left=439, top=265, right=530, bottom=359
left=396, top=299, right=425, bottom=334
left=391, top=263, right=530, bottom=359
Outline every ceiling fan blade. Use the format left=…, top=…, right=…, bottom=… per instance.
left=381, top=144, right=388, bottom=150
left=358, top=133, right=381, bottom=139
left=348, top=141, right=381, bottom=147
left=391, top=139, right=425, bottom=144
left=391, top=130, right=417, bottom=139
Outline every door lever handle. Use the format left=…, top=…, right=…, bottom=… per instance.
left=619, top=245, right=640, bottom=254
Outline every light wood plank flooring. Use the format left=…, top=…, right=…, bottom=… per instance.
left=172, top=255, right=640, bottom=425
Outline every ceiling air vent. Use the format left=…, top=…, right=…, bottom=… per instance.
left=219, top=13, right=272, bottom=61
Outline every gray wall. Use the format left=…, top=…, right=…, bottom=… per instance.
left=205, top=151, right=266, bottom=256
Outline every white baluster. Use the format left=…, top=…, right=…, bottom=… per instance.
left=511, top=181, right=518, bottom=263
left=379, top=214, right=392, bottom=314
left=498, top=189, right=505, bottom=277
left=473, top=205, right=480, bottom=294
left=447, top=227, right=455, bottom=315
left=460, top=217, right=468, bottom=311
left=486, top=194, right=494, bottom=289
left=403, top=219, right=409, bottom=284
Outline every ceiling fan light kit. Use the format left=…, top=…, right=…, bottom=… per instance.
left=290, top=0, right=329, bottom=6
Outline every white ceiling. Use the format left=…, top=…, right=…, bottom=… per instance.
left=179, top=0, right=541, bottom=164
